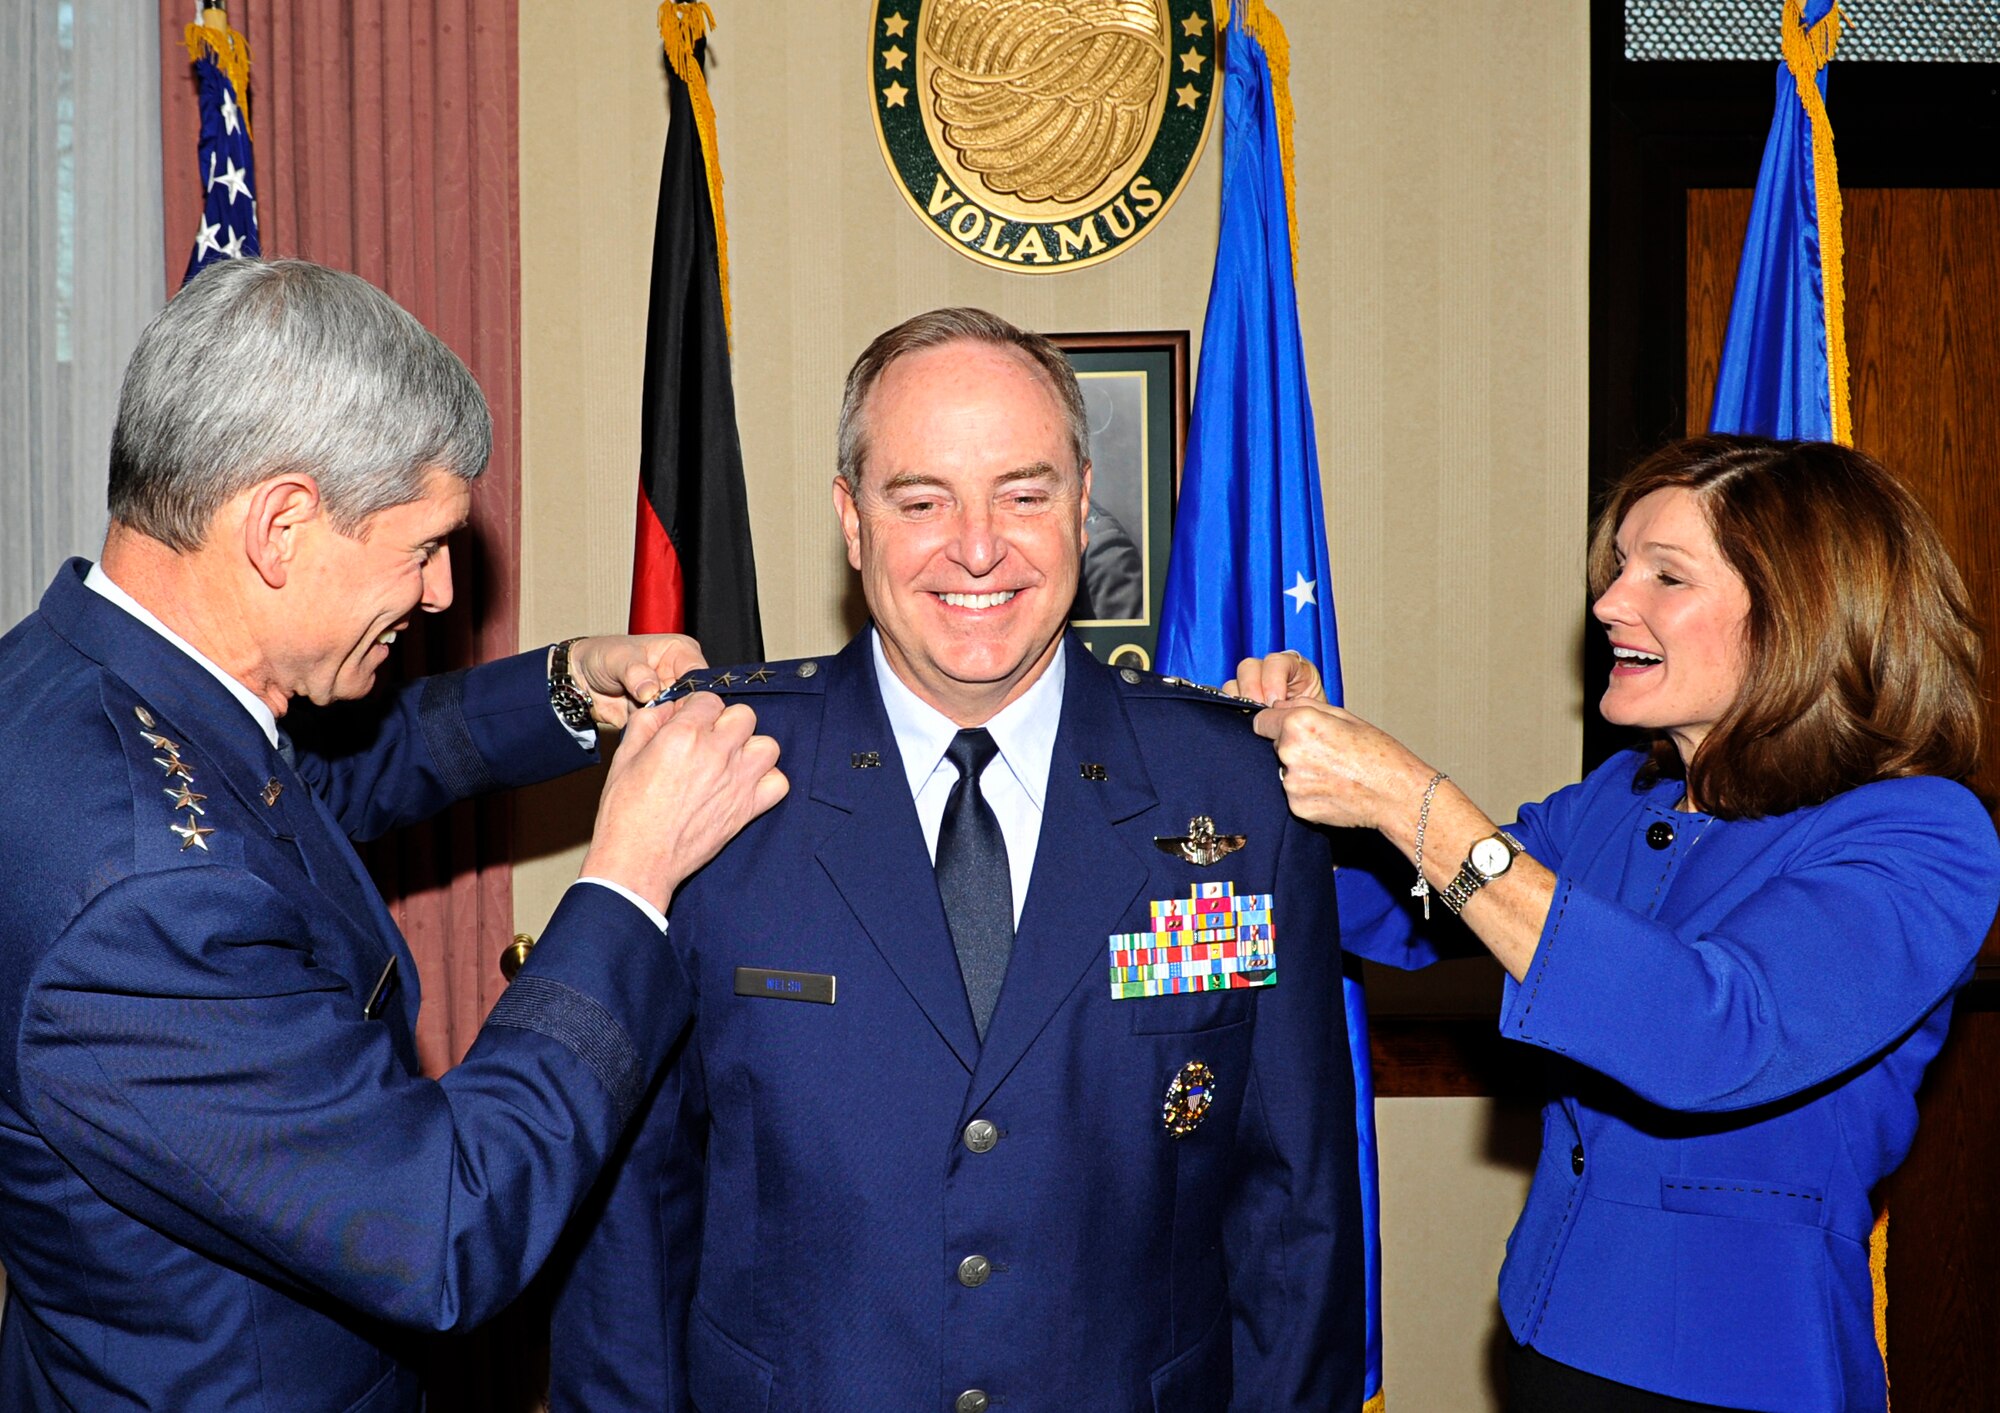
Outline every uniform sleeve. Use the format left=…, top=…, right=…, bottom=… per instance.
left=290, top=649, right=589, bottom=842
left=1500, top=777, right=2000, bottom=1112
left=17, top=872, right=690, bottom=1332
left=546, top=1034, right=707, bottom=1412
left=1223, top=810, right=1365, bottom=1412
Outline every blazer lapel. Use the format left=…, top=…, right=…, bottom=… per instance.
left=963, top=640, right=1155, bottom=1121
left=810, top=635, right=982, bottom=1073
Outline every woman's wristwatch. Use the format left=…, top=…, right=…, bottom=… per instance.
left=1439, top=830, right=1524, bottom=915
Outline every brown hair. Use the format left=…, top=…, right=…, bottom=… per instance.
left=835, top=307, right=1088, bottom=492
left=1588, top=436, right=1985, bottom=818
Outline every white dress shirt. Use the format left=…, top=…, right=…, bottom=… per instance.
left=871, top=630, right=1064, bottom=927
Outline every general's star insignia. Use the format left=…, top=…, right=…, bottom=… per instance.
left=164, top=784, right=207, bottom=814
left=157, top=755, right=196, bottom=782
left=1154, top=816, right=1247, bottom=867
left=140, top=731, right=182, bottom=753
left=711, top=670, right=739, bottom=687
left=746, top=667, right=775, bottom=683
left=170, top=814, right=216, bottom=851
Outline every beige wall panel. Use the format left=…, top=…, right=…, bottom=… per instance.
left=517, top=5, right=1586, bottom=1407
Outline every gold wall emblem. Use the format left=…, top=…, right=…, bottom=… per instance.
left=872, top=0, right=1219, bottom=272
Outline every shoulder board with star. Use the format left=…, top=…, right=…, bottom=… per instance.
left=102, top=689, right=236, bottom=868
left=1109, top=665, right=1262, bottom=712
left=648, top=658, right=832, bottom=707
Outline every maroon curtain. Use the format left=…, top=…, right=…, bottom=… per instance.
left=159, top=1, right=523, bottom=1076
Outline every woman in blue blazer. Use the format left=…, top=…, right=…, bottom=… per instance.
left=1252, top=437, right=2000, bottom=1412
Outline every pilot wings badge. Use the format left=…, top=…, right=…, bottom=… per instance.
left=1153, top=815, right=1246, bottom=867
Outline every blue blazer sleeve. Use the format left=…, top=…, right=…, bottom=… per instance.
left=291, top=648, right=590, bottom=841
left=1223, top=808, right=1365, bottom=1412
left=1501, top=775, right=2000, bottom=1112
left=18, top=877, right=690, bottom=1332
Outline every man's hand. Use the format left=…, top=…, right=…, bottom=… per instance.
left=565, top=634, right=709, bottom=730
left=1223, top=649, right=1325, bottom=707
left=580, top=693, right=788, bottom=911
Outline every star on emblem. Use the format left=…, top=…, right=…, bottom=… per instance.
left=140, top=731, right=182, bottom=753
left=882, top=80, right=909, bottom=108
left=1181, top=13, right=1208, bottom=36
left=1176, top=82, right=1200, bottom=110
left=881, top=43, right=907, bottom=70
left=1180, top=47, right=1206, bottom=73
left=157, top=755, right=196, bottom=782
left=882, top=10, right=909, bottom=37
left=170, top=814, right=216, bottom=851
left=262, top=778, right=284, bottom=807
left=164, top=784, right=208, bottom=815
left=746, top=667, right=776, bottom=683
left=1283, top=572, right=1317, bottom=613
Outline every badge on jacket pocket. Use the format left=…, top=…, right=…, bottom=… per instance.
left=1107, top=882, right=1275, bottom=1000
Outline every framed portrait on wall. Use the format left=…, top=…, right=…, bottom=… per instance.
left=1050, top=330, right=1189, bottom=673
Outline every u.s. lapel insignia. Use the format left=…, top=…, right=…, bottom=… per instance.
left=169, top=814, right=216, bottom=851
left=1079, top=762, right=1108, bottom=782
left=1162, top=1060, right=1217, bottom=1138
left=165, top=783, right=207, bottom=815
left=851, top=751, right=882, bottom=769
left=262, top=778, right=284, bottom=807
left=1154, top=815, right=1246, bottom=866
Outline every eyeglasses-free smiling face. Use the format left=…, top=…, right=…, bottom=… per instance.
left=1593, top=486, right=1752, bottom=767
left=834, top=339, right=1089, bottom=727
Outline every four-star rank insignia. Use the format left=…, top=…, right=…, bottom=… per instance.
left=1162, top=1059, right=1216, bottom=1138
left=1154, top=815, right=1246, bottom=866
left=869, top=0, right=1219, bottom=272
left=134, top=706, right=224, bottom=851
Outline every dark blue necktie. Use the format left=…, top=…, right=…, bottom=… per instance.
left=936, top=728, right=1013, bottom=1041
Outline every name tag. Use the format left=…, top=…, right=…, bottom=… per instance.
left=734, top=967, right=836, bottom=1005
left=1107, top=882, right=1276, bottom=999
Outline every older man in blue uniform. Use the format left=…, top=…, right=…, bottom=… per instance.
left=0, top=259, right=786, bottom=1410
left=549, top=309, right=1363, bottom=1412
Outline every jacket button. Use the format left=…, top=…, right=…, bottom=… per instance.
left=956, top=1390, right=990, bottom=1413
left=1646, top=821, right=1675, bottom=850
left=963, top=1118, right=999, bottom=1153
left=957, top=1254, right=992, bottom=1288
left=1571, top=1143, right=1585, bottom=1176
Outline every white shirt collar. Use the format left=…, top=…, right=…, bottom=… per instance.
left=870, top=628, right=1066, bottom=809
left=85, top=562, right=283, bottom=749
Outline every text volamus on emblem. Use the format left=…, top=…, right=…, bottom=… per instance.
left=871, top=0, right=1219, bottom=273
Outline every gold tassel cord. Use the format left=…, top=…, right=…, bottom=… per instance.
left=1217, top=0, right=1300, bottom=287
left=1781, top=0, right=1850, bottom=446
left=658, top=1, right=730, bottom=340
left=1870, top=1206, right=1891, bottom=1404
left=183, top=14, right=253, bottom=143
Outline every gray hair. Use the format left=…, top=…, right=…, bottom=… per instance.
left=107, top=259, right=490, bottom=550
left=835, top=307, right=1089, bottom=492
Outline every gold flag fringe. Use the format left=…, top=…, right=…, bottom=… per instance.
left=183, top=12, right=253, bottom=143
left=1217, top=0, right=1299, bottom=285
left=659, top=1, right=730, bottom=339
left=1781, top=0, right=1850, bottom=446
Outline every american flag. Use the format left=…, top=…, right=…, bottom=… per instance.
left=182, top=21, right=259, bottom=286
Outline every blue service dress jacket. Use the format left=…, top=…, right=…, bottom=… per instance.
left=1341, top=750, right=2000, bottom=1413
left=0, top=560, right=691, bottom=1411
left=547, top=632, right=1364, bottom=1413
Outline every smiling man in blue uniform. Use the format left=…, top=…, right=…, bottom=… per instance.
left=0, top=258, right=787, bottom=1411
left=548, top=308, right=1364, bottom=1413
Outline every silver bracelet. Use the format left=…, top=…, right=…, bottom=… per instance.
left=1411, top=771, right=1449, bottom=921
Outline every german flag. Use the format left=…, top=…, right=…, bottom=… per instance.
left=630, top=4, right=762, bottom=662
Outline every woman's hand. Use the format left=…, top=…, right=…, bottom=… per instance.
left=1224, top=650, right=1324, bottom=706
left=1252, top=700, right=1433, bottom=832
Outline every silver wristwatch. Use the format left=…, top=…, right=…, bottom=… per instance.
left=548, top=637, right=596, bottom=733
left=1439, top=830, right=1523, bottom=915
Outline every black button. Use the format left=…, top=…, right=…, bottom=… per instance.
left=1571, top=1143, right=1585, bottom=1176
left=1646, top=821, right=1675, bottom=850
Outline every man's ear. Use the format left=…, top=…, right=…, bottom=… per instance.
left=1078, top=460, right=1094, bottom=552
left=832, top=474, right=863, bottom=572
left=240, top=474, right=323, bottom=590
